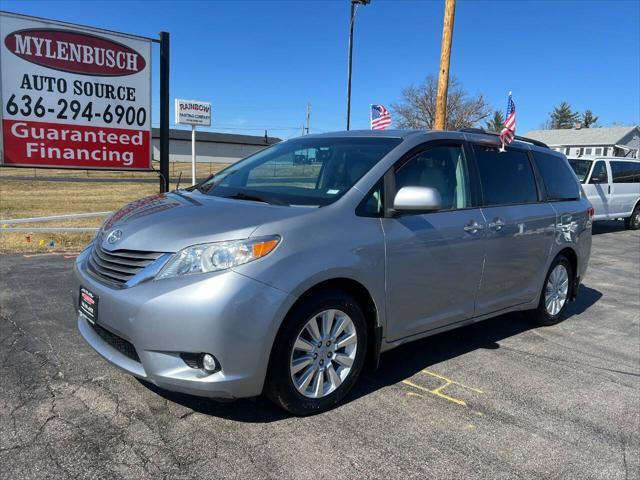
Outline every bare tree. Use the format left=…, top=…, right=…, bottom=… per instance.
left=392, top=75, right=491, bottom=130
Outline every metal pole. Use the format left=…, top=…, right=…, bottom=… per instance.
left=434, top=0, right=456, bottom=130
left=159, top=31, right=170, bottom=192
left=191, top=125, right=196, bottom=185
left=346, top=2, right=355, bottom=130
left=306, top=103, right=311, bottom=135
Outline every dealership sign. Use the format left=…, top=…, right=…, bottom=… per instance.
left=0, top=12, right=152, bottom=170
left=175, top=99, right=211, bottom=126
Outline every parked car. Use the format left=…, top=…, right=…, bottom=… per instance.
left=74, top=129, right=593, bottom=415
left=568, top=156, right=640, bottom=230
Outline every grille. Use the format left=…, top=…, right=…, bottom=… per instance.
left=88, top=242, right=163, bottom=287
left=180, top=353, right=201, bottom=369
left=90, top=321, right=140, bottom=363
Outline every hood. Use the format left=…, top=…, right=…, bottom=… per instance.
left=100, top=190, right=310, bottom=253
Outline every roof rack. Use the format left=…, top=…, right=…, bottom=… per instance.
left=458, top=128, right=549, bottom=149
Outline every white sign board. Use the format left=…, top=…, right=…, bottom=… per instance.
left=0, top=12, right=152, bottom=170
left=175, top=99, right=211, bottom=126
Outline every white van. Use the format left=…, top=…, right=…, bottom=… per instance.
left=568, top=156, right=640, bottom=229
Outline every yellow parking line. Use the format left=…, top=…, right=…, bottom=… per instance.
left=402, top=369, right=484, bottom=407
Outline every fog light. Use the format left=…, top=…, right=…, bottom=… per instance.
left=201, top=353, right=217, bottom=372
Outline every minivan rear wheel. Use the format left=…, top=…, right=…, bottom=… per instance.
left=528, top=255, right=573, bottom=326
left=265, top=289, right=367, bottom=415
left=624, top=204, right=640, bottom=230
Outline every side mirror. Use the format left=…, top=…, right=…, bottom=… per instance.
left=393, top=186, right=441, bottom=213
left=590, top=172, right=607, bottom=184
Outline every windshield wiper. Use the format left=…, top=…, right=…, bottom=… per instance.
left=223, top=192, right=288, bottom=206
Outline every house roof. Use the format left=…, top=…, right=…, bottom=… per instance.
left=151, top=128, right=281, bottom=146
left=524, top=126, right=640, bottom=146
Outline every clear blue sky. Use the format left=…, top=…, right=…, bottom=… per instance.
left=3, top=0, right=639, bottom=138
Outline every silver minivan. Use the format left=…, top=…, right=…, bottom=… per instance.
left=568, top=156, right=640, bottom=229
left=74, top=129, right=593, bottom=415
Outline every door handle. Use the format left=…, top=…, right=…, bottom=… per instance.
left=463, top=220, right=485, bottom=234
left=488, top=218, right=505, bottom=231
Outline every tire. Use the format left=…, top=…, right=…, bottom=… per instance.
left=265, top=289, right=368, bottom=416
left=624, top=203, right=640, bottom=230
left=527, top=255, right=573, bottom=326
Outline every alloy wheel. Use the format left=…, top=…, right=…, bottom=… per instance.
left=289, top=309, right=358, bottom=399
left=545, top=264, right=569, bottom=316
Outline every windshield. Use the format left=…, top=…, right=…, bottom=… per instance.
left=568, top=158, right=593, bottom=183
left=195, top=137, right=402, bottom=206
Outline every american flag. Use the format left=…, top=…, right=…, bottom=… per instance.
left=499, top=93, right=516, bottom=149
left=371, top=104, right=392, bottom=130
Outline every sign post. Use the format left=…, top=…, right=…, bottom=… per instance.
left=159, top=31, right=169, bottom=192
left=0, top=12, right=153, bottom=170
left=174, top=98, right=211, bottom=185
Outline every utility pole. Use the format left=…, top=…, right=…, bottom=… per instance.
left=434, top=0, right=456, bottom=131
left=346, top=0, right=370, bottom=130
left=305, top=103, right=311, bottom=134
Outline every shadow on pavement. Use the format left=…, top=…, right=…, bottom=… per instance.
left=140, top=284, right=602, bottom=422
left=592, top=220, right=628, bottom=235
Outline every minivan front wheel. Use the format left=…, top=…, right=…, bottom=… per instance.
left=265, top=290, right=367, bottom=415
left=529, top=255, right=573, bottom=326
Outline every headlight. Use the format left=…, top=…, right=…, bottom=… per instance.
left=156, top=235, right=280, bottom=279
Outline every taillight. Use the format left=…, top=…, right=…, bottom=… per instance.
left=587, top=207, right=594, bottom=220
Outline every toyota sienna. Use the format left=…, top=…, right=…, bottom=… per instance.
left=74, top=129, right=593, bottom=415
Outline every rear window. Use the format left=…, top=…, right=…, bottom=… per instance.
left=472, top=145, right=538, bottom=206
left=534, top=152, right=581, bottom=200
left=610, top=161, right=640, bottom=183
left=568, top=158, right=593, bottom=183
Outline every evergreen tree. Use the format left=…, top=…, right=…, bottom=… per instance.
left=582, top=109, right=599, bottom=128
left=549, top=102, right=580, bottom=129
left=485, top=110, right=505, bottom=132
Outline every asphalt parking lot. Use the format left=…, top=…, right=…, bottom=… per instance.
left=1, top=221, right=638, bottom=480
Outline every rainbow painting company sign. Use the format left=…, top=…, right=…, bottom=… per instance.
left=0, top=12, right=152, bottom=170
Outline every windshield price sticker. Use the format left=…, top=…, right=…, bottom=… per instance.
left=0, top=13, right=152, bottom=170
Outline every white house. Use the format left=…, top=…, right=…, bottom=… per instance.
left=525, top=126, right=640, bottom=158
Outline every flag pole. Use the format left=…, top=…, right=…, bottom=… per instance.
left=370, top=104, right=373, bottom=130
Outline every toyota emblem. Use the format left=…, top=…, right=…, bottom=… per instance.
left=105, top=229, right=123, bottom=245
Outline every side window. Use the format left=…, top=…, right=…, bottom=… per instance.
left=589, top=161, right=608, bottom=183
left=611, top=162, right=640, bottom=183
left=394, top=145, right=471, bottom=210
left=472, top=145, right=538, bottom=206
left=357, top=179, right=384, bottom=217
left=532, top=151, right=580, bottom=200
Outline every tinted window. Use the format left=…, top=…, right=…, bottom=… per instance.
left=610, top=161, right=640, bottom=183
left=568, top=158, right=593, bottom=183
left=590, top=161, right=608, bottom=183
left=395, top=145, right=471, bottom=210
left=534, top=152, right=581, bottom=200
left=473, top=146, right=538, bottom=206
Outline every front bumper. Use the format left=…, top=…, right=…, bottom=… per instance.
left=73, top=248, right=296, bottom=399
